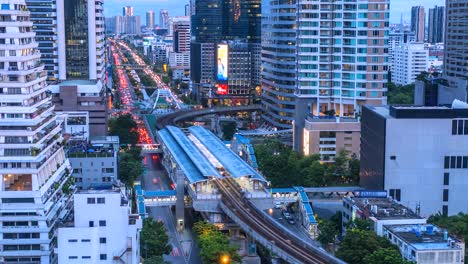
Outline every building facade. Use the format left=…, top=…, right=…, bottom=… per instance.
left=0, top=2, right=74, bottom=262
left=146, top=10, right=155, bottom=28
left=173, top=18, right=190, bottom=53
left=444, top=0, right=468, bottom=80
left=25, top=0, right=63, bottom=83
left=360, top=105, right=468, bottom=217
left=293, top=0, right=390, bottom=155
left=428, top=6, right=445, bottom=44
left=411, top=6, right=425, bottom=42
left=260, top=0, right=297, bottom=128
left=58, top=188, right=142, bottom=263
left=67, top=137, right=119, bottom=189
left=388, top=29, right=416, bottom=70
left=391, top=43, right=429, bottom=85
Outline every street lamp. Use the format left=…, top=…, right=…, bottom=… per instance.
left=221, top=255, right=230, bottom=264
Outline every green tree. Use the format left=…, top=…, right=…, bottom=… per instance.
left=193, top=221, right=241, bottom=264
left=109, top=114, right=139, bottom=145
left=317, top=220, right=338, bottom=245
left=220, top=121, right=237, bottom=140
left=363, top=248, right=412, bottom=264
left=118, top=152, right=143, bottom=186
left=140, top=219, right=172, bottom=259
left=336, top=229, right=390, bottom=264
left=428, top=213, right=468, bottom=261
left=345, top=218, right=372, bottom=231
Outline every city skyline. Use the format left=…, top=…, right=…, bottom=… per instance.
left=103, top=0, right=442, bottom=22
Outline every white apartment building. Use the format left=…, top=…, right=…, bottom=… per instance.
left=0, top=1, right=74, bottom=263
left=384, top=224, right=465, bottom=264
left=361, top=105, right=468, bottom=217
left=293, top=0, right=390, bottom=154
left=58, top=188, right=142, bottom=263
left=169, top=52, right=190, bottom=70
left=391, top=43, right=429, bottom=85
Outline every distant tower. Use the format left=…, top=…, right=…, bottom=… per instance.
left=185, top=3, right=190, bottom=16
left=428, top=6, right=445, bottom=44
left=411, top=6, right=425, bottom=42
left=146, top=10, right=155, bottom=28
left=159, top=9, right=169, bottom=29
left=123, top=6, right=134, bottom=16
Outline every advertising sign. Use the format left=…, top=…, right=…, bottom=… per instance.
left=217, top=44, right=228, bottom=81
left=216, top=84, right=228, bottom=95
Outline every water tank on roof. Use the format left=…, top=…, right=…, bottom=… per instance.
left=426, top=225, right=434, bottom=235
left=452, top=99, right=468, bottom=109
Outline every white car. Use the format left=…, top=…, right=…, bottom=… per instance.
left=274, top=202, right=282, bottom=209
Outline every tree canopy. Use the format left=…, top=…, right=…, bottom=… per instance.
left=428, top=213, right=468, bottom=261
left=109, top=114, right=139, bottom=145
left=140, top=219, right=172, bottom=259
left=143, top=256, right=168, bottom=264
left=254, top=140, right=359, bottom=187
left=118, top=152, right=144, bottom=186
left=363, top=248, right=413, bottom=264
left=193, top=221, right=241, bottom=264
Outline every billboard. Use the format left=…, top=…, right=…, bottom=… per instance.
left=217, top=44, right=228, bottom=81
left=216, top=84, right=228, bottom=95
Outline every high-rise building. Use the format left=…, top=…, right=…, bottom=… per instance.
left=222, top=0, right=261, bottom=43
left=444, top=0, right=468, bottom=80
left=260, top=0, right=297, bottom=127
left=0, top=1, right=74, bottom=263
left=411, top=6, right=425, bottom=42
left=25, top=0, right=63, bottom=83
left=185, top=3, right=190, bottom=16
left=191, top=0, right=222, bottom=42
left=391, top=43, right=429, bottom=85
left=45, top=0, right=108, bottom=136
left=159, top=9, right=169, bottom=29
left=146, top=10, right=155, bottom=28
left=292, top=0, right=390, bottom=156
left=360, top=105, right=468, bottom=217
left=173, top=18, right=191, bottom=53
left=388, top=29, right=416, bottom=70
left=114, top=15, right=141, bottom=35
left=428, top=6, right=445, bottom=44
left=123, top=6, right=133, bottom=16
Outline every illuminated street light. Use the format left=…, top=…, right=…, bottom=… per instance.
left=221, top=255, right=230, bottom=264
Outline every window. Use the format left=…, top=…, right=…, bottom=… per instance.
left=89, top=221, right=94, bottom=227
left=443, top=189, right=449, bottom=202
left=444, top=156, right=468, bottom=169
left=99, top=237, right=106, bottom=244
left=444, top=173, right=450, bottom=185
left=68, top=239, right=78, bottom=243
left=99, top=220, right=106, bottom=227
left=457, top=156, right=462, bottom=168
left=100, top=254, right=107, bottom=260
left=82, top=256, right=91, bottom=259
left=444, top=156, right=450, bottom=168
left=442, top=205, right=448, bottom=216
left=389, top=189, right=401, bottom=201
left=81, top=239, right=91, bottom=242
left=69, top=256, right=78, bottom=259
left=390, top=156, right=396, bottom=160
left=97, top=198, right=105, bottom=204
left=464, top=157, right=468, bottom=168
left=87, top=198, right=95, bottom=204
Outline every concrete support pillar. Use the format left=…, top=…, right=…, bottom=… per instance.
left=175, top=170, right=185, bottom=231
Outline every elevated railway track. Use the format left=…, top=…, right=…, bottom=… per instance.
left=214, top=177, right=344, bottom=264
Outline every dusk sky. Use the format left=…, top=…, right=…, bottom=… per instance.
left=103, top=0, right=444, bottom=24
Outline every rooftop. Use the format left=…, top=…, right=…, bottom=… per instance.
left=157, top=126, right=266, bottom=184
left=385, top=224, right=463, bottom=251
left=345, top=196, right=422, bottom=220
left=365, top=104, right=468, bottom=119
left=66, top=139, right=116, bottom=157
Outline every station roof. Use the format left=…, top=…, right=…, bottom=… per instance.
left=158, top=126, right=266, bottom=184
left=158, top=129, right=206, bottom=184
left=188, top=126, right=266, bottom=182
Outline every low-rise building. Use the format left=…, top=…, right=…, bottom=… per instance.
left=58, top=187, right=142, bottom=263
left=342, top=193, right=426, bottom=236
left=383, top=224, right=465, bottom=264
left=67, top=136, right=119, bottom=189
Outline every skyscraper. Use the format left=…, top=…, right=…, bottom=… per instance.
left=0, top=1, right=73, bottom=263
left=260, top=0, right=297, bottom=128
left=25, top=0, right=63, bottom=83
left=123, top=6, right=134, bottom=16
left=159, top=9, right=169, bottom=29
left=185, top=3, right=190, bottom=16
left=173, top=19, right=191, bottom=53
left=146, top=10, right=155, bottom=28
left=428, top=6, right=445, bottom=44
left=292, top=0, right=390, bottom=156
left=411, top=6, right=425, bottom=42
left=444, top=0, right=468, bottom=79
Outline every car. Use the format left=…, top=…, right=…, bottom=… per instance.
left=274, top=202, right=282, bottom=209
left=288, top=218, right=295, bottom=225
left=152, top=178, right=159, bottom=184
left=283, top=211, right=291, bottom=218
